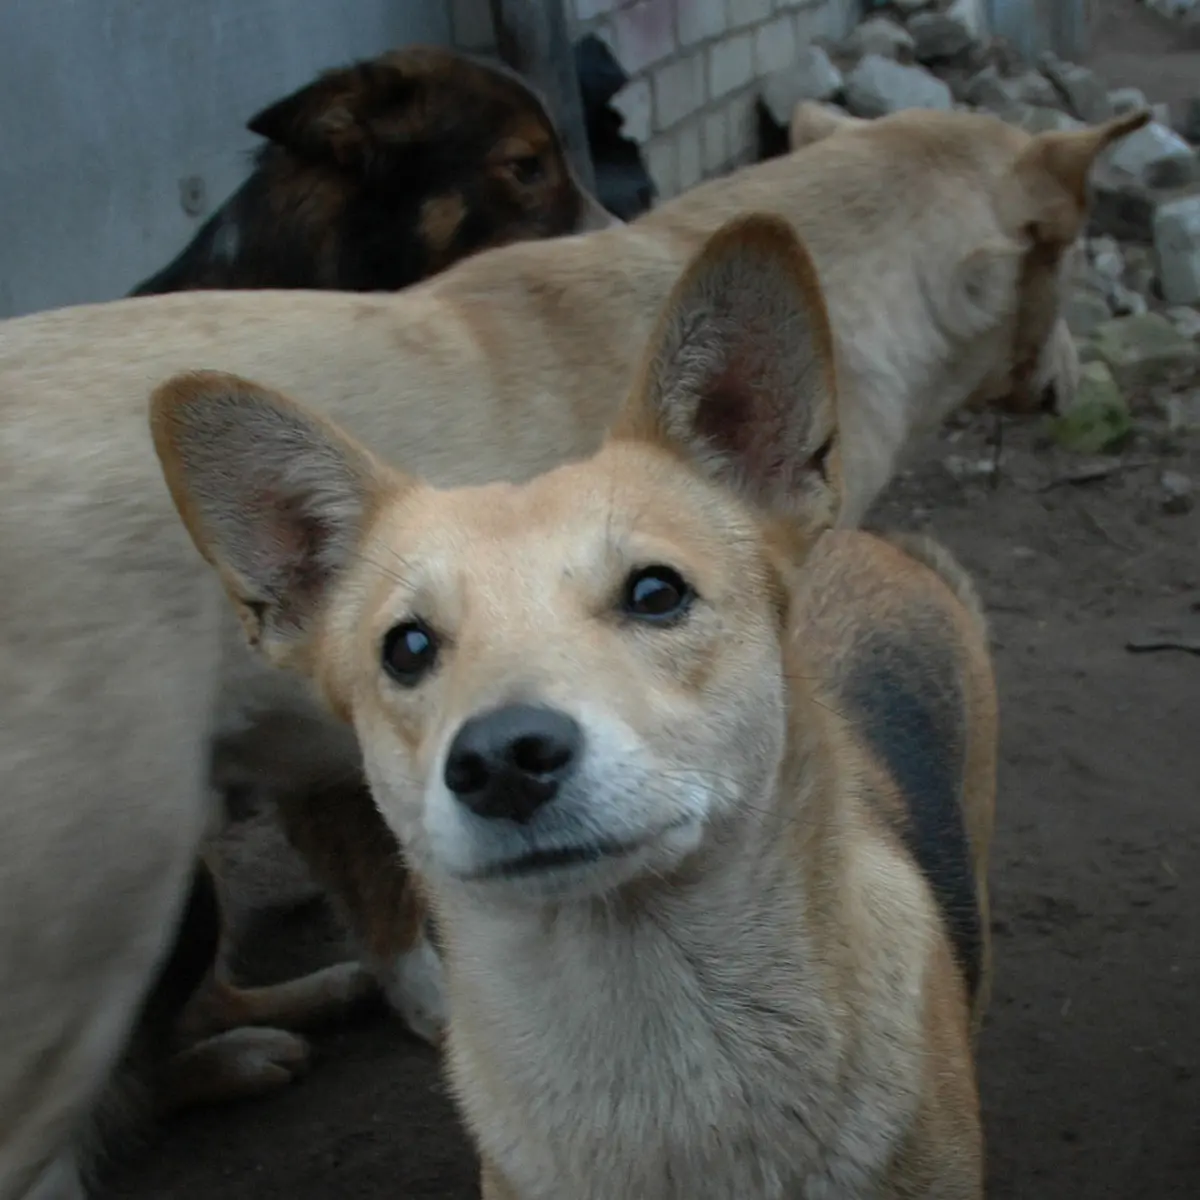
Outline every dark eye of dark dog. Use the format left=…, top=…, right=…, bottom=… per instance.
left=382, top=620, right=439, bottom=686
left=508, top=155, right=546, bottom=186
left=621, top=566, right=694, bottom=625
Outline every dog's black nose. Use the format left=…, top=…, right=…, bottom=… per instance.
left=444, top=704, right=582, bottom=823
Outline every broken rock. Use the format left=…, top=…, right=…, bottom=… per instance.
left=846, top=17, right=916, bottom=63
left=1065, top=290, right=1115, bottom=339
left=1051, top=361, right=1131, bottom=455
left=844, top=54, right=953, bottom=118
left=1092, top=313, right=1200, bottom=389
left=1166, top=305, right=1200, bottom=341
left=1154, top=194, right=1200, bottom=306
left=1040, top=54, right=1113, bottom=124
left=909, top=0, right=986, bottom=63
left=760, top=47, right=844, bottom=125
left=1108, top=87, right=1149, bottom=115
left=1106, top=122, right=1196, bottom=187
left=1160, top=470, right=1194, bottom=515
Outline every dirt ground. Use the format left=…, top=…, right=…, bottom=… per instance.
left=106, top=398, right=1199, bottom=1200
left=103, top=5, right=1200, bottom=1199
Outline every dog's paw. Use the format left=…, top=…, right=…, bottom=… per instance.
left=379, top=940, right=447, bottom=1047
left=161, top=1026, right=312, bottom=1112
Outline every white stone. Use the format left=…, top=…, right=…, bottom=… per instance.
left=1166, top=305, right=1200, bottom=341
left=612, top=78, right=651, bottom=145
left=1154, top=194, right=1200, bottom=306
left=1108, top=86, right=1149, bottom=115
left=846, top=17, right=915, bottom=62
left=1106, top=121, right=1196, bottom=184
left=759, top=46, right=844, bottom=125
left=909, top=0, right=986, bottom=62
left=1089, top=237, right=1125, bottom=284
left=844, top=54, right=953, bottom=118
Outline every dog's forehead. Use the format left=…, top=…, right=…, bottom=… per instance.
left=371, top=449, right=753, bottom=599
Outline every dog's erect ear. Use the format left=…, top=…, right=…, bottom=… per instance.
left=789, top=101, right=865, bottom=151
left=150, top=371, right=394, bottom=666
left=248, top=63, right=416, bottom=168
left=1013, top=109, right=1151, bottom=243
left=614, top=213, right=841, bottom=527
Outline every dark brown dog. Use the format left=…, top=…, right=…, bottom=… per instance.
left=129, top=45, right=614, bottom=297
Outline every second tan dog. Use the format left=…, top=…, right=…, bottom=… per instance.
left=0, top=104, right=1136, bottom=1196
left=153, top=213, right=998, bottom=1198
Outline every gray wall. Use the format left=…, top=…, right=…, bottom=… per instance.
left=0, top=0, right=450, bottom=319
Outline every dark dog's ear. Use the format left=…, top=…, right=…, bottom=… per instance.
left=247, top=63, right=415, bottom=168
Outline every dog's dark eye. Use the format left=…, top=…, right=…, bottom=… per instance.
left=622, top=566, right=693, bottom=623
left=509, top=155, right=545, bottom=185
left=382, top=620, right=438, bottom=686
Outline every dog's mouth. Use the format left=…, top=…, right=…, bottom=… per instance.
left=463, top=837, right=644, bottom=881
left=461, top=817, right=695, bottom=883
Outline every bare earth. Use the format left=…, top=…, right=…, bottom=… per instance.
left=103, top=5, right=1200, bottom=1198
left=105, top=402, right=1199, bottom=1200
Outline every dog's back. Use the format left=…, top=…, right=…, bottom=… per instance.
left=130, top=46, right=611, bottom=297
left=796, top=530, right=997, bottom=1023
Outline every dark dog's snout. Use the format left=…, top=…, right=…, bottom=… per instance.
left=444, top=704, right=582, bottom=823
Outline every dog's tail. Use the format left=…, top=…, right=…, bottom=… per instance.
left=882, top=532, right=987, bottom=636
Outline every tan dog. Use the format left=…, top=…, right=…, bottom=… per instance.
left=153, top=213, right=997, bottom=1198
left=0, top=105, right=1137, bottom=1197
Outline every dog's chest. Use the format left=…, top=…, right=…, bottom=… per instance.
left=446, top=910, right=902, bottom=1200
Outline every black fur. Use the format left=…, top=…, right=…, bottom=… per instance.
left=129, top=48, right=593, bottom=297
left=841, top=631, right=984, bottom=1000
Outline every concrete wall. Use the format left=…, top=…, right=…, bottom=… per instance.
left=453, top=0, right=863, bottom=200
left=0, top=0, right=450, bottom=319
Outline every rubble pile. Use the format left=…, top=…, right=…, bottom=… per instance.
left=758, top=0, right=1200, bottom=458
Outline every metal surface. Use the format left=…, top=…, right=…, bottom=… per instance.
left=0, top=0, right=450, bottom=319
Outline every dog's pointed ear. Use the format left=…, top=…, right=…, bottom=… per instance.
left=613, top=213, right=841, bottom=528
left=247, top=63, right=412, bottom=167
left=150, top=371, right=397, bottom=666
left=1013, top=109, right=1151, bottom=243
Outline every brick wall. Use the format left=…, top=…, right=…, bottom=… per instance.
left=449, top=0, right=862, bottom=200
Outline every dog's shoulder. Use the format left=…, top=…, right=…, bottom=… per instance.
left=796, top=530, right=989, bottom=999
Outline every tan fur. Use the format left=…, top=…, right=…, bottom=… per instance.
left=0, top=106, right=1141, bottom=1195
left=151, top=215, right=997, bottom=1198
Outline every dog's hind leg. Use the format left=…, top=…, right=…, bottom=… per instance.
left=157, top=1027, right=312, bottom=1114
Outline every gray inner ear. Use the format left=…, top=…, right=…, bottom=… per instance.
left=656, top=290, right=832, bottom=505
left=179, top=395, right=370, bottom=637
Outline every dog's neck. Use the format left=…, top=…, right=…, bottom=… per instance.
left=433, top=695, right=929, bottom=1198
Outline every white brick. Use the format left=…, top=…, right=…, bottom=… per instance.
left=678, top=0, right=727, bottom=46
left=574, top=0, right=619, bottom=22
left=614, top=0, right=678, bottom=75
left=653, top=53, right=707, bottom=131
left=702, top=107, right=728, bottom=173
left=726, top=89, right=759, bottom=163
left=709, top=33, right=755, bottom=99
left=677, top=121, right=703, bottom=190
left=755, top=14, right=798, bottom=76
left=645, top=134, right=680, bottom=200
left=450, top=0, right=493, bottom=49
left=612, top=78, right=652, bottom=144
left=729, top=0, right=772, bottom=29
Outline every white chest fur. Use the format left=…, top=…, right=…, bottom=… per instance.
left=439, top=847, right=932, bottom=1200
